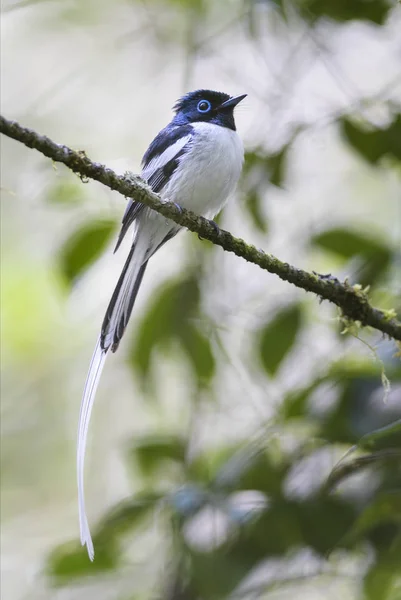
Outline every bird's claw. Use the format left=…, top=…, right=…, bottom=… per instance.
left=314, top=271, right=340, bottom=284
left=198, top=220, right=221, bottom=241
left=209, top=220, right=221, bottom=236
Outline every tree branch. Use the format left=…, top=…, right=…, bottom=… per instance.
left=324, top=449, right=401, bottom=492
left=1, top=114, right=400, bottom=342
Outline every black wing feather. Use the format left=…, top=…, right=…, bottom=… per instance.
left=114, top=125, right=193, bottom=252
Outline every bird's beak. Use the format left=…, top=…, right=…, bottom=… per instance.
left=218, top=94, right=247, bottom=110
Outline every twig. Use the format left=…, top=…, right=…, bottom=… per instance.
left=325, top=449, right=401, bottom=492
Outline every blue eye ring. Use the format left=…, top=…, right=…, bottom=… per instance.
left=197, top=99, right=211, bottom=113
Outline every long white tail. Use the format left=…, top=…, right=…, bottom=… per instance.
left=77, top=338, right=107, bottom=560
left=77, top=242, right=149, bottom=560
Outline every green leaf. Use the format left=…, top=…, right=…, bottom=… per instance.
left=358, top=420, right=401, bottom=452
left=280, top=377, right=327, bottom=419
left=48, top=494, right=161, bottom=583
left=364, top=534, right=401, bottom=600
left=311, top=228, right=391, bottom=259
left=235, top=449, right=288, bottom=497
left=341, top=115, right=401, bottom=164
left=187, top=502, right=302, bottom=598
left=47, top=539, right=117, bottom=582
left=311, top=228, right=392, bottom=286
left=129, top=435, right=186, bottom=477
left=259, top=304, right=303, bottom=376
left=58, top=220, right=116, bottom=284
left=161, top=0, right=204, bottom=12
left=46, top=179, right=85, bottom=205
left=130, top=280, right=178, bottom=378
left=96, top=493, right=162, bottom=539
left=267, top=146, right=288, bottom=188
left=304, top=0, right=391, bottom=24
left=130, top=274, right=215, bottom=385
left=348, top=492, right=401, bottom=541
left=243, top=145, right=288, bottom=189
left=180, top=324, right=215, bottom=384
left=245, top=191, right=269, bottom=234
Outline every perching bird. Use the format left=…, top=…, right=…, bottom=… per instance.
left=77, top=89, right=246, bottom=559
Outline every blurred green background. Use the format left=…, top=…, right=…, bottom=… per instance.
left=1, top=0, right=401, bottom=598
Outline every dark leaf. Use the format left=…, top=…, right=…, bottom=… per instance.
left=58, top=220, right=116, bottom=284
left=280, top=377, right=328, bottom=419
left=348, top=491, right=401, bottom=541
left=311, top=228, right=392, bottom=286
left=341, top=115, right=401, bottom=164
left=317, top=380, right=365, bottom=445
left=130, top=280, right=178, bottom=378
left=290, top=495, right=356, bottom=553
left=267, top=145, right=288, bottom=188
left=364, top=533, right=401, bottom=600
left=47, top=539, right=117, bottom=582
left=234, top=448, right=288, bottom=497
left=188, top=503, right=301, bottom=598
left=259, top=304, right=303, bottom=376
left=48, top=493, right=161, bottom=583
left=304, top=0, right=391, bottom=24
left=358, top=420, right=401, bottom=452
left=243, top=145, right=289, bottom=189
left=311, top=228, right=392, bottom=259
left=186, top=493, right=356, bottom=597
left=180, top=324, right=215, bottom=385
left=130, top=274, right=215, bottom=385
left=245, top=191, right=269, bottom=233
left=129, top=435, right=186, bottom=477
left=96, top=493, right=162, bottom=539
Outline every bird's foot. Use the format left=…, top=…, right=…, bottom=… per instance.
left=209, top=220, right=221, bottom=236
left=314, top=271, right=340, bottom=284
left=198, top=219, right=221, bottom=241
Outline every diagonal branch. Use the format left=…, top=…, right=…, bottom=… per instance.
left=1, top=114, right=400, bottom=342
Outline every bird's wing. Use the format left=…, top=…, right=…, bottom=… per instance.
left=114, top=125, right=193, bottom=252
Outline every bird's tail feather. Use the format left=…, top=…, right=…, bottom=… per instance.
left=77, top=337, right=108, bottom=560
left=78, top=242, right=149, bottom=560
left=101, top=243, right=149, bottom=351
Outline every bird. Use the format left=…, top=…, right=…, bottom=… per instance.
left=77, top=89, right=247, bottom=560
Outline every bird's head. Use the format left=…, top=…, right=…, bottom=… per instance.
left=172, top=89, right=246, bottom=131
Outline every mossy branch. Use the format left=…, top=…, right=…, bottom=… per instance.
left=1, top=114, right=401, bottom=342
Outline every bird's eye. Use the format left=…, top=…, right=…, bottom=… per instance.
left=197, top=99, right=211, bottom=113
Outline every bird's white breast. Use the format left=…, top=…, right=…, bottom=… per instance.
left=163, top=122, right=244, bottom=219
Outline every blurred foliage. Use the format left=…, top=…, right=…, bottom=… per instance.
left=58, top=219, right=117, bottom=284
left=49, top=323, right=401, bottom=598
left=46, top=178, right=86, bottom=206
left=2, top=0, right=401, bottom=598
left=259, top=303, right=303, bottom=376
left=310, top=228, right=394, bottom=287
left=47, top=0, right=401, bottom=590
left=241, top=144, right=290, bottom=233
left=341, top=114, right=401, bottom=166
left=299, top=0, right=392, bottom=24
left=130, top=272, right=215, bottom=387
